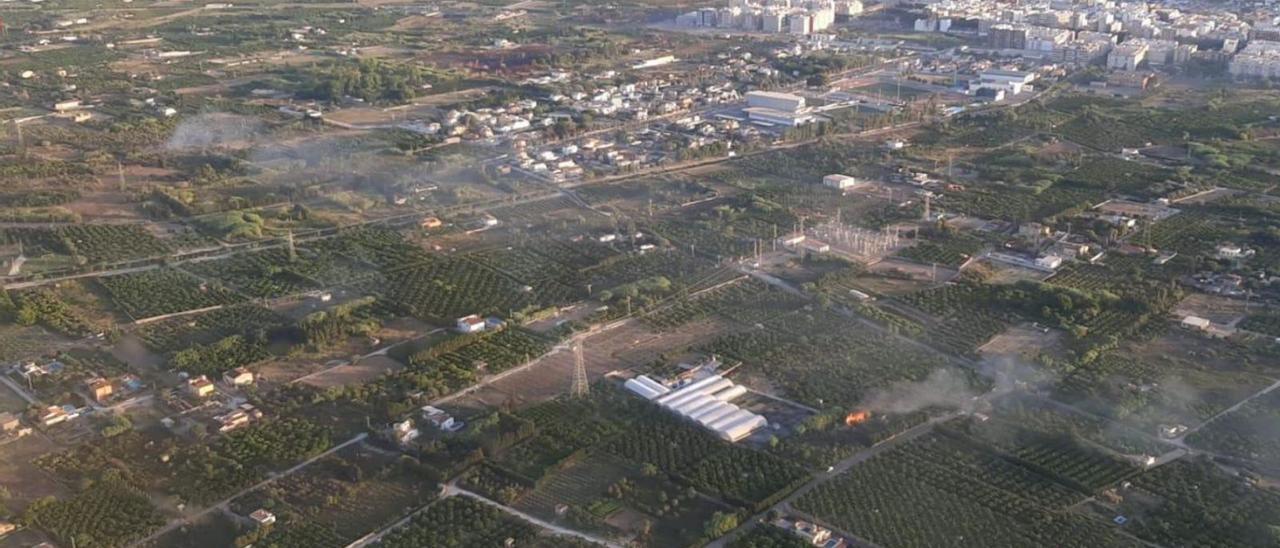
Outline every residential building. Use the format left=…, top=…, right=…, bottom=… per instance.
left=1108, top=42, right=1149, bottom=71
left=455, top=314, right=486, bottom=334
left=187, top=375, right=216, bottom=399
left=86, top=377, right=113, bottom=403
left=823, top=174, right=860, bottom=190
left=1230, top=41, right=1280, bottom=79
left=223, top=367, right=255, bottom=387
left=249, top=509, right=276, bottom=527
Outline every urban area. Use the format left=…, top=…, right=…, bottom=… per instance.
left=0, top=0, right=1277, bottom=545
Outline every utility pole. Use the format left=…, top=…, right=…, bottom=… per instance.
left=570, top=342, right=589, bottom=398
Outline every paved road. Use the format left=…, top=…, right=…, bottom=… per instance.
left=129, top=433, right=369, bottom=548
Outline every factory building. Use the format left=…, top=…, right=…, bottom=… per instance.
left=625, top=374, right=767, bottom=442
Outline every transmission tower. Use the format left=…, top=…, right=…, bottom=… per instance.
left=570, top=342, right=589, bottom=398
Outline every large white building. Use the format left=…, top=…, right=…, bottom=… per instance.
left=1108, top=42, right=1149, bottom=71
left=971, top=69, right=1037, bottom=96
left=745, top=91, right=805, bottom=112
left=743, top=91, right=814, bottom=127
left=625, top=374, right=767, bottom=442
left=1230, top=40, right=1280, bottom=79
left=675, top=0, right=839, bottom=35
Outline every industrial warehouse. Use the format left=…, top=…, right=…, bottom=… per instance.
left=625, top=374, right=768, bottom=443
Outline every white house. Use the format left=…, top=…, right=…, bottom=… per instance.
left=455, top=314, right=486, bottom=334
left=822, top=174, right=860, bottom=190
left=1180, top=315, right=1211, bottom=331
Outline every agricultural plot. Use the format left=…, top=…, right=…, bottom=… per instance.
left=1062, top=157, right=1178, bottom=198
left=641, top=278, right=804, bottom=332
left=649, top=219, right=756, bottom=259
left=22, top=473, right=165, bottom=548
left=729, top=524, right=813, bottom=548
left=896, top=284, right=1012, bottom=356
left=478, top=394, right=804, bottom=545
left=1054, top=337, right=1275, bottom=433
left=136, top=304, right=289, bottom=353
left=97, top=268, right=244, bottom=319
left=183, top=247, right=376, bottom=298
left=12, top=287, right=99, bottom=337
left=0, top=225, right=171, bottom=265
left=940, top=184, right=1101, bottom=223
left=1132, top=211, right=1232, bottom=257
left=374, top=496, right=545, bottom=548
left=231, top=448, right=436, bottom=547
left=383, top=256, right=571, bottom=323
left=305, top=226, right=432, bottom=270
left=167, top=418, right=333, bottom=505
left=1047, top=258, right=1153, bottom=293
left=706, top=309, right=957, bottom=408
left=498, top=400, right=623, bottom=481
left=794, top=429, right=1135, bottom=548
left=508, top=454, right=630, bottom=526
left=1127, top=457, right=1280, bottom=547
left=603, top=411, right=809, bottom=511
left=399, top=327, right=555, bottom=398
left=583, top=248, right=718, bottom=293
left=975, top=396, right=1168, bottom=457
left=1047, top=93, right=1280, bottom=152
left=468, top=245, right=587, bottom=290
left=1185, top=389, right=1280, bottom=469
left=1240, top=313, right=1280, bottom=337
left=897, top=234, right=983, bottom=267
left=58, top=224, right=172, bottom=264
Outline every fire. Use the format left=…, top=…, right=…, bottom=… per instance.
left=845, top=410, right=871, bottom=427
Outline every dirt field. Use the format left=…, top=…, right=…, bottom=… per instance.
left=1174, top=293, right=1252, bottom=327
left=0, top=385, right=30, bottom=414
left=111, top=334, right=168, bottom=375
left=0, top=325, right=65, bottom=363
left=298, top=354, right=404, bottom=388
left=0, top=434, right=70, bottom=508
left=868, top=257, right=958, bottom=284
left=978, top=322, right=1065, bottom=362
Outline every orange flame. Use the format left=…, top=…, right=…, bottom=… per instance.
left=845, top=410, right=871, bottom=426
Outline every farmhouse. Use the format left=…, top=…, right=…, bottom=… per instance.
left=421, top=405, right=463, bottom=432
left=249, top=509, right=276, bottom=527
left=822, top=174, right=861, bottom=190
left=1180, top=315, right=1211, bottom=331
left=455, top=314, right=486, bottom=334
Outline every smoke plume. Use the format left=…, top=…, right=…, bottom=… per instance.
left=165, top=113, right=264, bottom=150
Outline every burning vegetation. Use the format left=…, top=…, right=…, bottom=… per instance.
left=845, top=410, right=871, bottom=427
